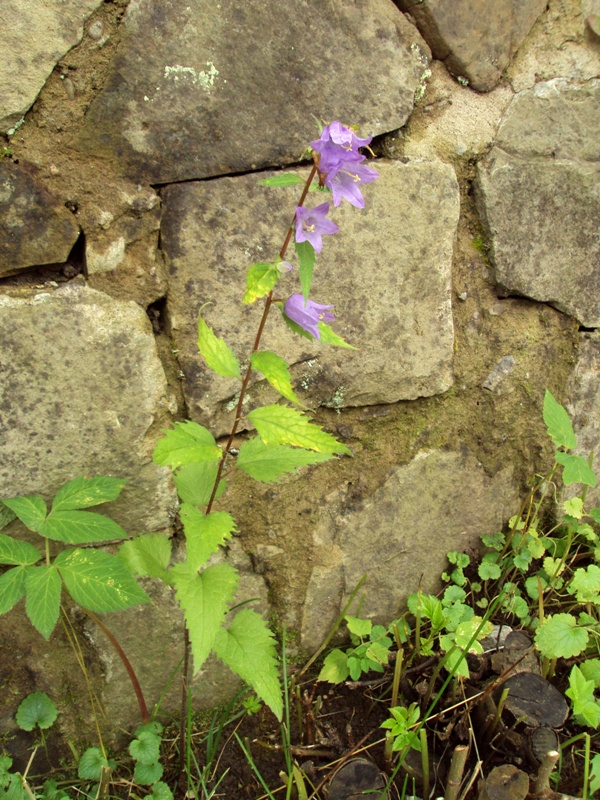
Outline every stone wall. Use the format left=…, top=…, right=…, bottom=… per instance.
left=1, top=0, right=599, bottom=756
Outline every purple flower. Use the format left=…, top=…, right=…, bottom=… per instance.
left=284, top=294, right=335, bottom=339
left=295, top=202, right=339, bottom=253
left=325, top=162, right=379, bottom=208
left=311, top=121, right=372, bottom=174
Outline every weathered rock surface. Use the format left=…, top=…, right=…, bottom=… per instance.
left=301, top=449, right=518, bottom=652
left=0, top=0, right=103, bottom=133
left=0, top=283, right=176, bottom=532
left=76, top=0, right=430, bottom=183
left=477, top=79, right=600, bottom=327
left=565, top=332, right=600, bottom=509
left=395, top=0, right=546, bottom=92
left=161, top=160, right=458, bottom=436
left=0, top=160, right=80, bottom=277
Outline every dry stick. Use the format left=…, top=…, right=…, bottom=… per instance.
left=444, top=745, right=469, bottom=800
left=177, top=164, right=318, bottom=787
left=534, top=750, right=560, bottom=794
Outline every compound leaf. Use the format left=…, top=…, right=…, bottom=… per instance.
left=40, top=510, right=129, bottom=544
left=543, top=390, right=577, bottom=450
left=198, top=316, right=241, bottom=378
left=54, top=548, right=150, bottom=612
left=51, top=477, right=127, bottom=511
left=250, top=351, right=304, bottom=406
left=153, top=421, right=221, bottom=468
left=180, top=507, right=236, bottom=571
left=119, top=534, right=172, bottom=583
left=25, top=565, right=61, bottom=640
left=248, top=405, right=350, bottom=455
left=2, top=496, right=47, bottom=533
left=16, top=692, right=58, bottom=731
left=173, top=461, right=226, bottom=507
left=243, top=262, right=280, bottom=304
left=0, top=566, right=27, bottom=614
left=534, top=613, right=589, bottom=659
left=171, top=562, right=238, bottom=673
left=0, top=534, right=41, bottom=566
left=236, top=437, right=332, bottom=483
left=213, top=608, right=282, bottom=720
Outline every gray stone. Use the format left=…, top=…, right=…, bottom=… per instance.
left=565, top=332, right=600, bottom=510
left=483, top=355, right=516, bottom=391
left=477, top=80, right=600, bottom=328
left=0, top=160, right=80, bottom=277
left=0, top=0, right=103, bottom=133
left=0, top=284, right=176, bottom=532
left=395, top=0, right=546, bottom=92
left=76, top=0, right=430, bottom=183
left=301, top=449, right=518, bottom=652
left=161, top=160, right=458, bottom=436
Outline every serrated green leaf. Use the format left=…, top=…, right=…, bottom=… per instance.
left=25, top=565, right=61, bottom=640
left=171, top=562, right=238, bottom=673
left=180, top=507, right=236, bottom=571
left=345, top=616, right=372, bottom=638
left=0, top=566, right=27, bottom=614
left=534, top=613, right=589, bottom=658
left=543, top=390, right=577, bottom=449
left=0, top=505, right=16, bottom=530
left=247, top=405, right=350, bottom=455
left=152, top=421, right=221, bottom=468
left=581, top=658, right=600, bottom=688
left=78, top=747, right=111, bottom=781
left=39, top=510, right=129, bottom=544
left=281, top=306, right=315, bottom=341
left=590, top=753, right=600, bottom=795
left=134, top=760, right=163, bottom=785
left=258, top=173, right=305, bottom=188
left=295, top=241, right=315, bottom=301
left=150, top=782, right=173, bottom=800
left=250, top=351, right=305, bottom=406
left=590, top=508, right=600, bottom=523
left=16, top=692, right=57, bottom=731
left=568, top=564, right=600, bottom=604
left=478, top=559, right=501, bottom=581
left=555, top=452, right=597, bottom=487
left=0, top=534, right=41, bottom=566
left=213, top=608, right=282, bottom=720
left=236, top=437, right=332, bottom=483
left=119, top=534, right=172, bottom=582
left=197, top=315, right=241, bottom=378
left=243, top=262, right=280, bottom=304
left=2, top=496, right=47, bottom=533
left=565, top=666, right=600, bottom=728
left=129, top=730, right=161, bottom=765
left=54, top=548, right=150, bottom=612
left=51, top=477, right=127, bottom=512
left=173, top=461, right=225, bottom=507
left=563, top=496, right=584, bottom=519
left=318, top=322, right=357, bottom=349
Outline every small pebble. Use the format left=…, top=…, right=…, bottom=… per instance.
left=88, top=21, right=103, bottom=40
left=457, top=291, right=468, bottom=301
left=483, top=355, right=516, bottom=391
left=62, top=77, right=75, bottom=100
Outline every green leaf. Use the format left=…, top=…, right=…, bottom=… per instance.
left=0, top=505, right=16, bottom=530
left=565, top=666, right=600, bottom=728
left=119, top=534, right=172, bottom=582
left=534, top=613, right=589, bottom=658
left=243, top=262, right=280, bottom=304
left=39, top=510, right=129, bottom=544
left=171, top=562, right=238, bottom=673
left=25, top=565, right=61, bottom=639
left=590, top=508, right=600, bottom=524
left=281, top=307, right=316, bottom=342
left=345, top=616, right=372, bottom=638
left=197, top=315, right=241, bottom=378
left=129, top=730, right=161, bottom=765
left=54, top=548, right=150, bottom=612
left=580, top=658, right=600, bottom=688
left=590, top=753, right=600, bottom=795
left=173, top=462, right=225, bottom=507
left=0, top=566, right=27, bottom=614
left=152, top=421, right=221, bottom=468
left=568, top=564, right=600, bottom=604
left=51, top=477, right=127, bottom=511
left=250, top=351, right=305, bottom=406
left=318, top=323, right=357, bottom=349
left=563, top=496, right=584, bottom=519
left=213, top=608, right=282, bottom=720
left=180, top=507, right=236, bottom=571
left=16, top=692, right=58, bottom=731
left=478, top=558, right=501, bottom=581
left=149, top=782, right=173, bottom=800
left=258, top=173, right=305, bottom=188
left=295, top=241, right=315, bottom=301
left=2, top=496, right=47, bottom=533
left=543, top=390, right=577, bottom=449
left=236, top=437, right=332, bottom=483
left=134, top=760, right=163, bottom=786
left=555, top=452, right=597, bottom=487
left=78, top=748, right=111, bottom=781
left=0, top=534, right=41, bottom=566
left=247, top=405, right=351, bottom=455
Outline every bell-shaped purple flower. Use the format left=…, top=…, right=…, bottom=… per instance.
left=284, top=294, right=335, bottom=339
left=295, top=202, right=339, bottom=253
left=325, top=162, right=379, bottom=208
left=311, top=121, right=372, bottom=175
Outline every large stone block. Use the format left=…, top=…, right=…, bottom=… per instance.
left=161, top=160, right=458, bottom=436
left=477, top=80, right=600, bottom=327
left=0, top=283, right=176, bottom=532
left=395, top=0, right=546, bottom=91
left=76, top=0, right=430, bottom=183
left=0, top=0, right=103, bottom=133
left=301, top=449, right=518, bottom=651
